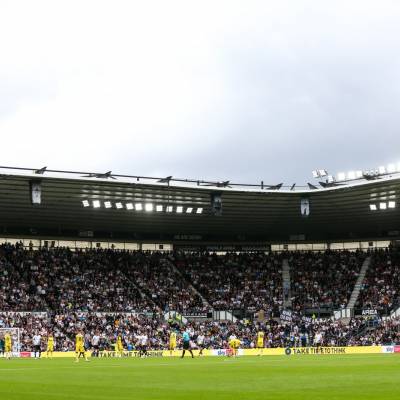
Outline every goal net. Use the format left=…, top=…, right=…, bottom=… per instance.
left=0, top=327, right=21, bottom=356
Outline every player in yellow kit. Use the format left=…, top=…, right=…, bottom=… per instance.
left=116, top=334, right=124, bottom=357
left=257, top=331, right=265, bottom=356
left=4, top=332, right=12, bottom=360
left=46, top=333, right=55, bottom=358
left=228, top=337, right=241, bottom=357
left=169, top=331, right=177, bottom=356
left=75, top=331, right=89, bottom=362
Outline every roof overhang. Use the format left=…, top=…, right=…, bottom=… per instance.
left=0, top=169, right=399, bottom=243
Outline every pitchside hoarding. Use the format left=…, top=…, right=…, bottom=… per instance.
left=4, top=346, right=397, bottom=358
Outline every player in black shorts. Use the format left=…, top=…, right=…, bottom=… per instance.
left=181, top=330, right=194, bottom=358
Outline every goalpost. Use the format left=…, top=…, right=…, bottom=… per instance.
left=0, top=327, right=21, bottom=356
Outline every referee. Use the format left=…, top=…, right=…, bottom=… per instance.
left=180, top=330, right=194, bottom=358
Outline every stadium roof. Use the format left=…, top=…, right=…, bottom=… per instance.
left=0, top=166, right=399, bottom=243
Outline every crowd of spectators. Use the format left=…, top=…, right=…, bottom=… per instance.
left=357, top=248, right=400, bottom=314
left=2, top=242, right=400, bottom=353
left=172, top=252, right=283, bottom=315
left=0, top=243, right=210, bottom=314
left=1, top=244, right=285, bottom=315
left=0, top=243, right=48, bottom=311
left=289, top=250, right=366, bottom=311
left=123, top=252, right=207, bottom=313
left=7, top=243, right=400, bottom=318
left=0, top=243, right=158, bottom=313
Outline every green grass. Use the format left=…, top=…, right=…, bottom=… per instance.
left=0, top=355, right=399, bottom=399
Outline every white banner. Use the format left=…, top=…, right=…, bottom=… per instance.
left=381, top=346, right=394, bottom=353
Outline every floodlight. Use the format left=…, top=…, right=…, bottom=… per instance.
left=145, top=203, right=153, bottom=212
left=176, top=206, right=183, bottom=213
left=186, top=207, right=193, bottom=213
left=156, top=205, right=163, bottom=212
left=388, top=201, right=396, bottom=208
left=196, top=207, right=203, bottom=214
left=116, top=202, right=123, bottom=209
left=126, top=203, right=134, bottom=210
left=379, top=202, right=387, bottom=210
left=82, top=200, right=90, bottom=207
left=104, top=201, right=112, bottom=209
left=166, top=205, right=173, bottom=212
left=347, top=171, right=356, bottom=180
left=135, top=203, right=143, bottom=211
left=355, top=171, right=363, bottom=178
left=92, top=200, right=101, bottom=208
left=370, top=204, right=377, bottom=211
left=387, top=164, right=396, bottom=173
left=378, top=166, right=386, bottom=174
left=337, top=172, right=346, bottom=181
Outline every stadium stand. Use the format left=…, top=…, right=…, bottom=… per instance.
left=1, top=241, right=400, bottom=352
left=172, top=252, right=283, bottom=315
left=0, top=243, right=157, bottom=313
left=357, top=248, right=400, bottom=314
left=123, top=253, right=208, bottom=313
left=289, top=250, right=366, bottom=312
left=1, top=311, right=399, bottom=352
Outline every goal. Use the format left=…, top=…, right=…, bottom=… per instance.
left=0, top=327, right=21, bottom=356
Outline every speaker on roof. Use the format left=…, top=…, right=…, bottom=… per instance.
left=300, top=198, right=310, bottom=217
left=211, top=192, right=222, bottom=216
left=30, top=180, right=42, bottom=205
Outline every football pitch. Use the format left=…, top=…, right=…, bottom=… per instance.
left=0, top=355, right=399, bottom=400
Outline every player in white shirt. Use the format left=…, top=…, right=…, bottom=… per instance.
left=91, top=333, right=100, bottom=357
left=197, top=334, right=205, bottom=356
left=32, top=333, right=42, bottom=359
left=137, top=334, right=148, bottom=358
left=313, top=331, right=323, bottom=347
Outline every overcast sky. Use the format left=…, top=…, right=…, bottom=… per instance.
left=1, top=1, right=400, bottom=185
